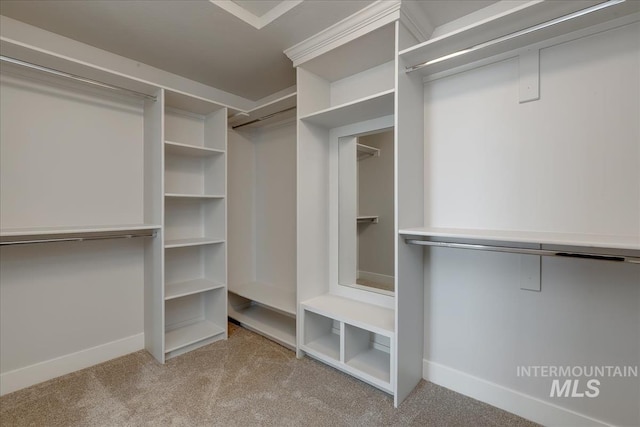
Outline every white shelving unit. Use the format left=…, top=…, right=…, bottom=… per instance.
left=160, top=89, right=228, bottom=361
left=293, top=16, right=423, bottom=407
left=356, top=143, right=380, bottom=160
left=228, top=112, right=297, bottom=349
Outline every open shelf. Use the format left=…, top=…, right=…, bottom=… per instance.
left=346, top=347, right=390, bottom=384
left=165, top=141, right=224, bottom=157
left=164, top=237, right=224, bottom=249
left=301, top=294, right=394, bottom=337
left=357, top=143, right=380, bottom=160
left=165, top=193, right=224, bottom=199
left=399, top=0, right=640, bottom=77
left=0, top=224, right=160, bottom=244
left=228, top=301, right=296, bottom=349
left=229, top=282, right=295, bottom=316
left=165, top=278, right=225, bottom=300
left=344, top=323, right=390, bottom=385
left=357, top=216, right=379, bottom=224
left=299, top=89, right=394, bottom=129
left=164, top=320, right=225, bottom=353
left=303, top=310, right=340, bottom=361
left=399, top=227, right=640, bottom=252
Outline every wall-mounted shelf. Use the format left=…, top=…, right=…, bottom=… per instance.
left=299, top=89, right=394, bottom=129
left=400, top=0, right=640, bottom=77
left=164, top=237, right=224, bottom=249
left=228, top=299, right=296, bottom=349
left=229, top=92, right=296, bottom=129
left=357, top=216, right=379, bottom=224
left=0, top=224, right=160, bottom=245
left=165, top=193, right=225, bottom=199
left=357, top=143, right=380, bottom=160
left=165, top=141, right=224, bottom=157
left=399, top=227, right=640, bottom=252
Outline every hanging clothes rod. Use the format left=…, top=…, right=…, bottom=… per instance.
left=0, top=231, right=157, bottom=246
left=405, top=0, right=626, bottom=73
left=232, top=106, right=297, bottom=129
left=0, top=55, right=157, bottom=101
left=404, top=239, right=640, bottom=264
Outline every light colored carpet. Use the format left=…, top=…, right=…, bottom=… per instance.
left=0, top=323, right=539, bottom=426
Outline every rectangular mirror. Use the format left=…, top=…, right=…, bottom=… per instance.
left=339, top=128, right=395, bottom=294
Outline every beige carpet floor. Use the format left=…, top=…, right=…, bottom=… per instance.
left=0, top=323, right=539, bottom=426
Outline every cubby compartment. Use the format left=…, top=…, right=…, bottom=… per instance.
left=344, top=324, right=391, bottom=385
left=165, top=244, right=226, bottom=298
left=303, top=310, right=340, bottom=361
left=296, top=23, right=396, bottom=118
left=164, top=197, right=225, bottom=246
left=164, top=149, right=225, bottom=196
left=164, top=91, right=226, bottom=151
left=164, top=287, right=226, bottom=358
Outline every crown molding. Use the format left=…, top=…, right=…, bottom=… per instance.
left=284, top=0, right=402, bottom=67
left=400, top=1, right=435, bottom=43
left=209, top=0, right=304, bottom=30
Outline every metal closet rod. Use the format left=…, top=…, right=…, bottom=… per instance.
left=0, top=231, right=157, bottom=246
left=0, top=55, right=157, bottom=101
left=404, top=239, right=640, bottom=264
left=405, top=0, right=626, bottom=73
left=232, top=106, right=297, bottom=129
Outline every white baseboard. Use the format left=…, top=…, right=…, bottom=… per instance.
left=423, top=359, right=612, bottom=427
left=358, top=270, right=394, bottom=285
left=1, top=333, right=144, bottom=396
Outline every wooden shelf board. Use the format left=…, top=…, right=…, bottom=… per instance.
left=164, top=90, right=226, bottom=115
left=165, top=141, right=224, bottom=157
left=399, top=227, right=640, bottom=251
left=229, top=92, right=296, bottom=129
left=305, top=333, right=340, bottom=361
left=346, top=347, right=391, bottom=384
left=400, top=1, right=640, bottom=78
left=165, top=278, right=225, bottom=300
left=165, top=193, right=225, bottom=199
left=228, top=303, right=296, bottom=348
left=229, top=282, right=296, bottom=315
left=164, top=237, right=224, bottom=249
left=302, top=294, right=394, bottom=337
left=299, top=90, right=394, bottom=129
left=164, top=320, right=225, bottom=353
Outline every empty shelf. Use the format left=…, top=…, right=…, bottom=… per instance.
left=357, top=216, right=379, bottom=224
left=0, top=224, right=160, bottom=244
left=399, top=227, right=640, bottom=251
left=164, top=320, right=225, bottom=353
left=304, top=332, right=340, bottom=361
left=165, top=278, right=225, bottom=300
left=299, top=90, right=394, bottom=129
left=165, top=193, right=225, bottom=199
left=346, top=347, right=391, bottom=384
left=165, top=141, right=224, bottom=157
left=164, top=237, right=224, bottom=248
left=228, top=303, right=296, bottom=349
left=301, top=294, right=394, bottom=337
left=229, top=282, right=296, bottom=315
left=357, top=143, right=380, bottom=160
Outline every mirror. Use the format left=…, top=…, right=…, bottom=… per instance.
left=339, top=128, right=395, bottom=294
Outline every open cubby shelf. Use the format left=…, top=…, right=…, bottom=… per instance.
left=164, top=320, right=225, bottom=353
left=165, top=278, right=225, bottom=300
left=228, top=301, right=296, bottom=349
left=165, top=140, right=225, bottom=157
left=229, top=282, right=296, bottom=316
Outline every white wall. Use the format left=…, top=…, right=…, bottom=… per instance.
left=358, top=130, right=395, bottom=280
left=422, top=22, right=639, bottom=426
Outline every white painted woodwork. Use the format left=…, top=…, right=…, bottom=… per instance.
left=399, top=1, right=640, bottom=77
left=0, top=224, right=159, bottom=239
left=227, top=293, right=296, bottom=349
left=227, top=120, right=297, bottom=344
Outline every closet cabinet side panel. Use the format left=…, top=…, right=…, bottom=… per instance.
left=144, top=89, right=165, bottom=362
left=228, top=128, right=256, bottom=286
left=0, top=73, right=144, bottom=228
left=394, top=51, right=425, bottom=406
left=255, top=122, right=296, bottom=290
